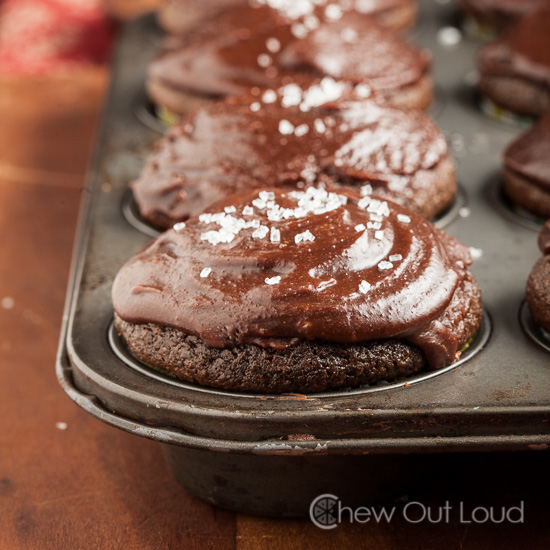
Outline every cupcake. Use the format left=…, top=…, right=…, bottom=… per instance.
left=147, top=1, right=432, bottom=117
left=526, top=220, right=550, bottom=333
left=133, top=79, right=454, bottom=230
left=157, top=0, right=418, bottom=35
left=502, top=111, right=550, bottom=219
left=478, top=8, right=550, bottom=118
left=460, top=0, right=547, bottom=36
left=112, top=187, right=483, bottom=393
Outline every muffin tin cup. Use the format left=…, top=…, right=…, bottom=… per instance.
left=56, top=0, right=550, bottom=517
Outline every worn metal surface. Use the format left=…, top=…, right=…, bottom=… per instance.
left=57, top=0, right=550, bottom=461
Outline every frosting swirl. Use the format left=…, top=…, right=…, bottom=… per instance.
left=113, top=187, right=473, bottom=368
left=148, top=2, right=430, bottom=101
left=503, top=112, right=550, bottom=192
left=461, top=0, right=548, bottom=29
left=479, top=8, right=550, bottom=88
left=133, top=79, right=451, bottom=228
left=539, top=219, right=550, bottom=255
left=159, top=0, right=414, bottom=35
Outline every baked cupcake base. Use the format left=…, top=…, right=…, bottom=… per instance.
left=527, top=256, right=550, bottom=334
left=114, top=274, right=482, bottom=394
left=526, top=221, right=550, bottom=334
left=502, top=167, right=550, bottom=220
left=479, top=75, right=550, bottom=119
left=145, top=79, right=211, bottom=121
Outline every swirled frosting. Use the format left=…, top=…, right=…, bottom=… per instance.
left=503, top=112, right=550, bottom=192
left=159, top=0, right=414, bottom=34
left=133, top=79, right=450, bottom=228
left=539, top=219, right=550, bottom=255
left=148, top=1, right=430, bottom=99
left=113, top=187, right=473, bottom=368
left=461, top=0, right=548, bottom=29
left=479, top=8, right=550, bottom=88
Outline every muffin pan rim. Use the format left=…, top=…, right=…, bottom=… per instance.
left=56, top=3, right=550, bottom=452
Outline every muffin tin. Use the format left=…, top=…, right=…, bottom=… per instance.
left=56, top=0, right=550, bottom=517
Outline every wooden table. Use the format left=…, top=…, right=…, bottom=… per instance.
left=0, top=35, right=549, bottom=550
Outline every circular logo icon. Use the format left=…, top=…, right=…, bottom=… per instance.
left=310, top=494, right=339, bottom=529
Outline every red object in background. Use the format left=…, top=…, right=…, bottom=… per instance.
left=0, top=0, right=117, bottom=74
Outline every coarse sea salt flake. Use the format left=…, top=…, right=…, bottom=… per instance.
left=250, top=102, right=261, bottom=112
left=281, top=83, right=302, bottom=107
left=242, top=205, right=254, bottom=216
left=360, top=184, right=373, bottom=196
left=374, top=230, right=384, bottom=240
left=252, top=225, right=269, bottom=239
left=389, top=254, right=403, bottom=262
left=378, top=261, right=393, bottom=270
left=265, top=275, right=281, bottom=285
left=252, top=198, right=267, bottom=209
left=200, top=267, right=212, bottom=278
left=259, top=190, right=275, bottom=201
left=304, top=15, right=320, bottom=30
left=173, top=222, right=186, bottom=231
left=224, top=206, right=237, bottom=214
left=354, top=224, right=366, bottom=232
left=266, top=37, right=281, bottom=53
left=291, top=23, right=308, bottom=39
left=257, top=53, right=272, bottom=68
left=359, top=280, right=371, bottom=294
left=294, top=124, right=309, bottom=137
left=262, top=89, right=277, bottom=103
left=279, top=119, right=295, bottom=135
left=358, top=196, right=371, bottom=210
left=270, top=227, right=281, bottom=243
left=314, top=119, right=326, bottom=133
left=397, top=214, right=411, bottom=224
left=295, top=230, right=315, bottom=244
left=325, top=4, right=343, bottom=20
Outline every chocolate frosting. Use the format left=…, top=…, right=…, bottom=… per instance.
left=503, top=112, right=550, bottom=191
left=539, top=219, right=550, bottom=255
left=461, top=0, right=548, bottom=27
left=133, top=79, right=449, bottom=227
left=479, top=8, right=550, bottom=88
left=113, top=187, right=474, bottom=368
left=148, top=2, right=430, bottom=98
left=160, top=0, right=410, bottom=34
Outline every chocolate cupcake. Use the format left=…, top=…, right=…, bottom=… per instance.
left=158, top=0, right=418, bottom=36
left=526, top=220, right=550, bottom=333
left=478, top=8, right=550, bottom=118
left=147, top=2, right=432, bottom=117
left=502, top=112, right=550, bottom=219
left=460, top=0, right=547, bottom=36
left=113, top=187, right=482, bottom=393
left=133, top=79, right=455, bottom=230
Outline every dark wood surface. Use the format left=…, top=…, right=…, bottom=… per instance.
left=0, top=41, right=549, bottom=550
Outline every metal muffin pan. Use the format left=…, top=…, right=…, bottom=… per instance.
left=56, top=0, right=550, bottom=517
